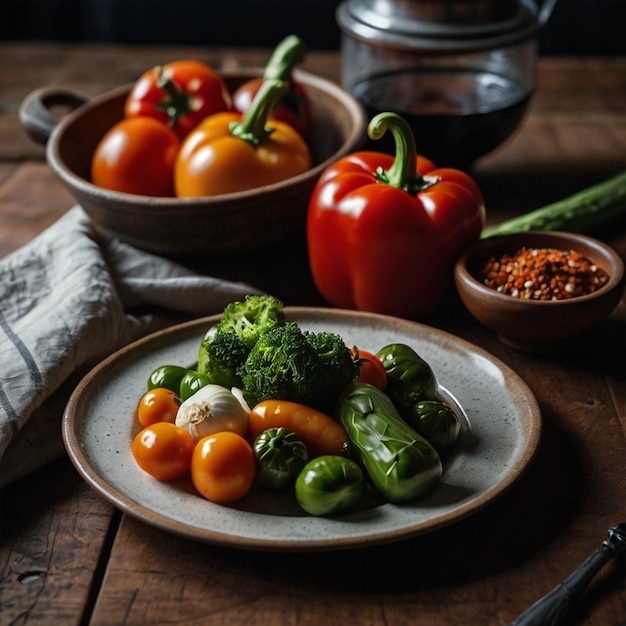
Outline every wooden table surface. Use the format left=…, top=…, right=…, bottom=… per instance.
left=1, top=43, right=625, bottom=626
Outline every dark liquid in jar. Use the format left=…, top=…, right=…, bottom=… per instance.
left=352, top=69, right=530, bottom=166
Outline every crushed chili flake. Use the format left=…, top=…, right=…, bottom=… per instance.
left=479, top=247, right=610, bottom=301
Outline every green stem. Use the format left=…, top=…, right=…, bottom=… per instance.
left=368, top=113, right=434, bottom=194
left=481, top=170, right=626, bottom=238
left=229, top=79, right=289, bottom=145
left=155, top=66, right=190, bottom=122
left=263, top=35, right=307, bottom=81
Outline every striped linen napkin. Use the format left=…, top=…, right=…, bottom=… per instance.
left=0, top=205, right=261, bottom=486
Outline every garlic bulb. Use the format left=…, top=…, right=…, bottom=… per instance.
left=231, top=387, right=251, bottom=414
left=175, top=384, right=248, bottom=440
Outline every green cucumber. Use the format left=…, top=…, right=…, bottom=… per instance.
left=481, top=170, right=626, bottom=239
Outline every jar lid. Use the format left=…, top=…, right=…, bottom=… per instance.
left=337, top=0, right=541, bottom=53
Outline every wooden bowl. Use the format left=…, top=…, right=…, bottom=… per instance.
left=20, top=70, right=367, bottom=256
left=454, top=231, right=625, bottom=352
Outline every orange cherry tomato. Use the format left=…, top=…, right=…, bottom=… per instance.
left=191, top=432, right=256, bottom=504
left=349, top=348, right=387, bottom=390
left=131, top=422, right=195, bottom=481
left=137, top=388, right=181, bottom=428
left=91, top=116, right=180, bottom=197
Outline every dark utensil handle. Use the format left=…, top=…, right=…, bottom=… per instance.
left=510, top=524, right=626, bottom=626
left=19, top=86, right=89, bottom=145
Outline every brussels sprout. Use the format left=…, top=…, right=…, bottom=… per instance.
left=253, top=428, right=309, bottom=492
left=295, top=455, right=365, bottom=516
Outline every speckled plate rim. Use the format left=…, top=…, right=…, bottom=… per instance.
left=62, top=307, right=541, bottom=552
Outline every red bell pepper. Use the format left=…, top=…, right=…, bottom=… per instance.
left=306, top=112, right=485, bottom=320
left=231, top=35, right=313, bottom=138
left=125, top=60, right=232, bottom=140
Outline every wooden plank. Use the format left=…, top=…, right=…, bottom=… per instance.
left=0, top=458, right=117, bottom=625
left=0, top=163, right=74, bottom=257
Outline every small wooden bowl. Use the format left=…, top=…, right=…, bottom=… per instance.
left=20, top=69, right=367, bottom=256
left=454, top=231, right=625, bottom=352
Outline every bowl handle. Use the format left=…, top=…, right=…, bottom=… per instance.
left=19, top=86, right=90, bottom=145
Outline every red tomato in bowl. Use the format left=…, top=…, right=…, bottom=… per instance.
left=125, top=60, right=232, bottom=140
left=232, top=76, right=313, bottom=139
left=91, top=116, right=180, bottom=197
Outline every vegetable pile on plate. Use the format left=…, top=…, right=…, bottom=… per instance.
left=131, top=295, right=463, bottom=517
left=91, top=35, right=312, bottom=198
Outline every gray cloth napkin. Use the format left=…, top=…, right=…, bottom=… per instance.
left=0, top=205, right=262, bottom=486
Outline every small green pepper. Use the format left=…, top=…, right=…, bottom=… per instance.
left=412, top=400, right=461, bottom=453
left=337, top=382, right=442, bottom=503
left=376, top=343, right=438, bottom=407
left=253, top=427, right=309, bottom=492
left=179, top=370, right=212, bottom=401
left=147, top=365, right=189, bottom=393
left=295, top=455, right=365, bottom=516
left=376, top=342, right=440, bottom=434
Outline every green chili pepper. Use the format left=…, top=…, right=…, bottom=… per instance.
left=295, top=455, right=365, bottom=516
left=253, top=427, right=309, bottom=492
left=337, top=382, right=442, bottom=503
left=147, top=364, right=189, bottom=393
left=412, top=400, right=461, bottom=453
left=179, top=370, right=212, bottom=401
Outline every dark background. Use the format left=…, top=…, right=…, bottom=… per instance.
left=2, top=0, right=626, bottom=55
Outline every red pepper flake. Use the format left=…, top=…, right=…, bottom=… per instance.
left=479, top=247, right=610, bottom=301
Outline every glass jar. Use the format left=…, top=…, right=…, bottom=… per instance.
left=336, top=0, right=557, bottom=165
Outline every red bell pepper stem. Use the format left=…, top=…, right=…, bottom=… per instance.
left=263, top=35, right=307, bottom=81
left=368, top=112, right=436, bottom=195
left=155, top=66, right=191, bottom=123
left=229, top=79, right=289, bottom=145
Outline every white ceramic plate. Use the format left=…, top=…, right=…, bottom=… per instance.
left=63, top=307, right=541, bottom=552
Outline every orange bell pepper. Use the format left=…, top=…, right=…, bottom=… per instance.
left=174, top=79, right=312, bottom=197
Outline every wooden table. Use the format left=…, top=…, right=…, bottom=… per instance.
left=1, top=43, right=625, bottom=626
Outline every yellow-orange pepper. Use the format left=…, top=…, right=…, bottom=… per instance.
left=174, top=79, right=312, bottom=197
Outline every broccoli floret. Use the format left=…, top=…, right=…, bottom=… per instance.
left=197, top=326, right=248, bottom=389
left=240, top=323, right=359, bottom=412
left=197, top=295, right=285, bottom=388
left=218, top=294, right=286, bottom=350
left=305, top=330, right=360, bottom=402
